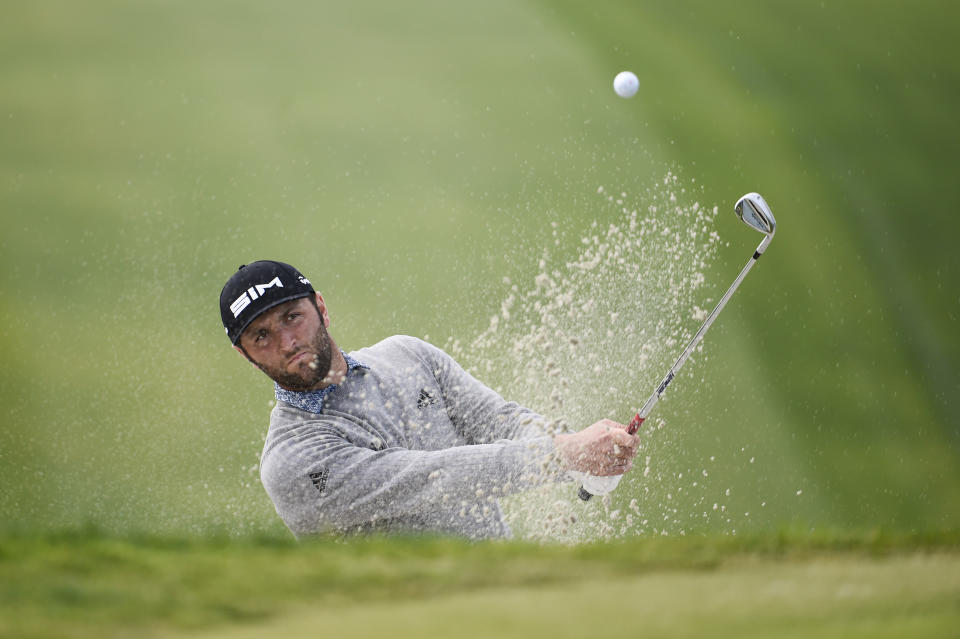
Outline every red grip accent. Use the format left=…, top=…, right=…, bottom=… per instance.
left=628, top=414, right=644, bottom=435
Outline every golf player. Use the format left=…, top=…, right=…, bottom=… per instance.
left=220, top=260, right=639, bottom=539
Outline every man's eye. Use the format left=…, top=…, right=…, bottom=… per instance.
left=255, top=331, right=268, bottom=342
left=287, top=312, right=301, bottom=321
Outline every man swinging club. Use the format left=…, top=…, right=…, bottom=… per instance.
left=220, top=260, right=639, bottom=539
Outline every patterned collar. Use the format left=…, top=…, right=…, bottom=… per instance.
left=274, top=350, right=368, bottom=414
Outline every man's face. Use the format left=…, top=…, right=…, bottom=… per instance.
left=237, top=295, right=333, bottom=391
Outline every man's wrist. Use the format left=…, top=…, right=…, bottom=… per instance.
left=553, top=432, right=574, bottom=470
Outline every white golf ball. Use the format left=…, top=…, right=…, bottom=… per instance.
left=613, top=71, right=639, bottom=98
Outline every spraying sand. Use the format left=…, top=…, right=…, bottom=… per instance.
left=448, top=173, right=726, bottom=542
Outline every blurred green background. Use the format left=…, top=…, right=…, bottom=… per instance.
left=1, top=0, right=958, bottom=538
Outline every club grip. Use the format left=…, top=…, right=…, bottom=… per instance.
left=576, top=474, right=623, bottom=500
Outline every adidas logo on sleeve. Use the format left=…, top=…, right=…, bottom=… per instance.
left=417, top=389, right=439, bottom=408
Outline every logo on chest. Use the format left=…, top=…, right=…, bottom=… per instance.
left=307, top=467, right=329, bottom=494
left=417, top=388, right=439, bottom=409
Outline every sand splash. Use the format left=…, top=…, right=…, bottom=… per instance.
left=449, top=172, right=727, bottom=542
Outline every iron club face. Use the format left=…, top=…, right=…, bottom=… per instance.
left=735, top=192, right=776, bottom=256
left=735, top=192, right=776, bottom=237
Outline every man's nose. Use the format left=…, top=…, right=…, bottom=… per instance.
left=279, top=327, right=298, bottom=353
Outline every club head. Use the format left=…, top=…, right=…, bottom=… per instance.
left=735, top=192, right=776, bottom=237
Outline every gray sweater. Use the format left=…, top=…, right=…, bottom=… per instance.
left=259, top=335, right=563, bottom=539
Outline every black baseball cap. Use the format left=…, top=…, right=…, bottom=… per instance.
left=220, top=260, right=315, bottom=344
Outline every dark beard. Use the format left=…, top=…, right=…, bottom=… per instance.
left=256, top=321, right=334, bottom=391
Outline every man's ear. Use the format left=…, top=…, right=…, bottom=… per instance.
left=314, top=292, right=331, bottom=328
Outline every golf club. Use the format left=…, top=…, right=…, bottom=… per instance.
left=572, top=192, right=777, bottom=500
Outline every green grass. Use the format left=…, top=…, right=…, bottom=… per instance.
left=1, top=530, right=957, bottom=638
left=187, top=554, right=960, bottom=639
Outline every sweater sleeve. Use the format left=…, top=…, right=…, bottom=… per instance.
left=396, top=336, right=552, bottom=444
left=260, top=407, right=562, bottom=538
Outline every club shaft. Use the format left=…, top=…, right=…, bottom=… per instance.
left=578, top=196, right=776, bottom=501
left=579, top=244, right=768, bottom=501
left=628, top=245, right=764, bottom=434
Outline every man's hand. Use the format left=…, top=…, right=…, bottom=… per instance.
left=554, top=419, right=640, bottom=477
